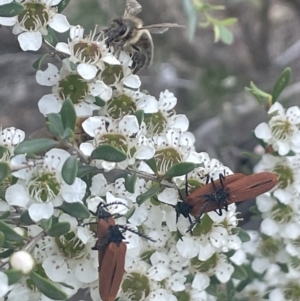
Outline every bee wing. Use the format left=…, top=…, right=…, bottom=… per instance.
left=124, top=0, right=142, bottom=16
left=141, top=23, right=185, bottom=34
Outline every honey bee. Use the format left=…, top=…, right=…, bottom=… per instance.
left=103, top=0, right=184, bottom=73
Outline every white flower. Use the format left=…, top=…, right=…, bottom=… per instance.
left=0, top=0, right=70, bottom=51
left=0, top=127, right=25, bottom=160
left=36, top=60, right=110, bottom=117
left=254, top=103, right=300, bottom=156
left=10, top=251, right=34, bottom=274
left=56, top=25, right=118, bottom=80
left=80, top=115, right=155, bottom=171
left=6, top=149, right=86, bottom=221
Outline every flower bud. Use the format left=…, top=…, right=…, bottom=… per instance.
left=10, top=251, right=35, bottom=274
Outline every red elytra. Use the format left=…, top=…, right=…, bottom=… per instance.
left=98, top=225, right=126, bottom=301
left=186, top=171, right=278, bottom=231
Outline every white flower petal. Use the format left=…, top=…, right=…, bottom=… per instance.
left=6, top=184, right=30, bottom=207
left=79, top=142, right=94, bottom=156
left=43, top=255, right=68, bottom=282
left=157, top=188, right=178, bottom=206
left=147, top=264, right=171, bottom=281
left=254, top=122, right=272, bottom=140
left=260, top=218, right=278, bottom=236
left=38, top=94, right=62, bottom=115
left=28, top=203, right=54, bottom=221
left=36, top=63, right=59, bottom=86
left=61, top=178, right=86, bottom=203
left=0, top=271, right=9, bottom=297
left=176, top=236, right=199, bottom=258
left=102, top=53, right=120, bottom=65
left=90, top=81, right=112, bottom=101
left=0, top=16, right=16, bottom=26
left=122, top=74, right=141, bottom=89
left=75, top=259, right=98, bottom=283
left=49, top=14, right=70, bottom=32
left=18, top=31, right=42, bottom=51
left=77, top=63, right=98, bottom=80
left=192, top=273, right=210, bottom=291
left=55, top=42, right=71, bottom=55
left=230, top=249, right=246, bottom=266
left=215, top=261, right=234, bottom=283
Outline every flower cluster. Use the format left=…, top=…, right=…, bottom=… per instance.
left=237, top=102, right=300, bottom=300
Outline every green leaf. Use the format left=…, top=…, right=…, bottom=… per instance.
left=134, top=110, right=144, bottom=126
left=43, top=27, right=58, bottom=47
left=272, top=67, right=291, bottom=103
left=20, top=210, right=34, bottom=225
left=94, top=96, right=106, bottom=107
left=77, top=165, right=97, bottom=178
left=58, top=282, right=74, bottom=290
left=125, top=173, right=137, bottom=193
left=0, top=231, right=4, bottom=248
left=231, top=227, right=251, bottom=242
left=218, top=25, right=234, bottom=45
left=218, top=17, right=237, bottom=26
left=145, top=157, right=157, bottom=174
left=0, top=220, right=24, bottom=242
left=0, top=249, right=13, bottom=258
left=245, top=81, right=272, bottom=108
left=136, top=185, right=160, bottom=205
left=61, top=99, right=76, bottom=132
left=62, top=128, right=74, bottom=141
left=0, top=2, right=24, bottom=17
left=30, top=271, right=68, bottom=300
left=15, top=139, right=60, bottom=155
left=0, top=145, right=8, bottom=157
left=47, top=113, right=64, bottom=137
left=91, top=145, right=127, bottom=162
left=163, top=162, right=202, bottom=179
left=62, top=156, right=78, bottom=185
left=40, top=217, right=52, bottom=231
left=0, top=162, right=10, bottom=183
left=59, top=202, right=90, bottom=219
left=0, top=211, right=10, bottom=220
left=182, top=0, right=197, bottom=41
left=47, top=222, right=70, bottom=237
left=232, top=265, right=248, bottom=280
left=124, top=206, right=135, bottom=220
left=56, top=0, right=71, bottom=13
left=32, top=54, right=51, bottom=70
left=5, top=269, right=23, bottom=285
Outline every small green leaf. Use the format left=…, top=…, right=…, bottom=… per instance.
left=61, top=99, right=76, bottom=132
left=0, top=162, right=10, bottom=183
left=5, top=269, right=23, bottom=285
left=47, top=222, right=70, bottom=237
left=32, top=54, right=50, bottom=70
left=62, top=128, right=74, bottom=141
left=231, top=227, right=251, bottom=242
left=134, top=110, right=144, bottom=126
left=0, top=231, right=4, bottom=247
left=59, top=202, right=90, bottom=219
left=62, top=156, right=78, bottom=185
left=0, top=220, right=24, bottom=242
left=40, top=217, right=52, bottom=231
left=218, top=25, right=234, bottom=45
left=20, top=210, right=34, bottom=225
left=91, top=145, right=127, bottom=162
left=272, top=67, right=291, bottom=103
left=245, top=82, right=272, bottom=109
left=0, top=2, right=24, bottom=17
left=232, top=265, right=248, bottom=280
left=94, top=97, right=106, bottom=107
left=47, top=113, right=64, bottom=137
left=56, top=0, right=71, bottom=13
left=218, top=17, right=237, bottom=26
left=125, top=173, right=137, bottom=193
left=0, top=249, right=13, bottom=258
left=77, top=165, right=97, bottom=178
left=145, top=158, right=157, bottom=174
left=163, top=162, right=202, bottom=179
left=124, top=206, right=135, bottom=220
left=58, top=282, right=74, bottom=290
left=15, top=139, right=60, bottom=155
left=30, top=271, right=68, bottom=300
left=136, top=185, right=160, bottom=205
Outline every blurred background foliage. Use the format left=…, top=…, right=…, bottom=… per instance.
left=1, top=0, right=300, bottom=174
